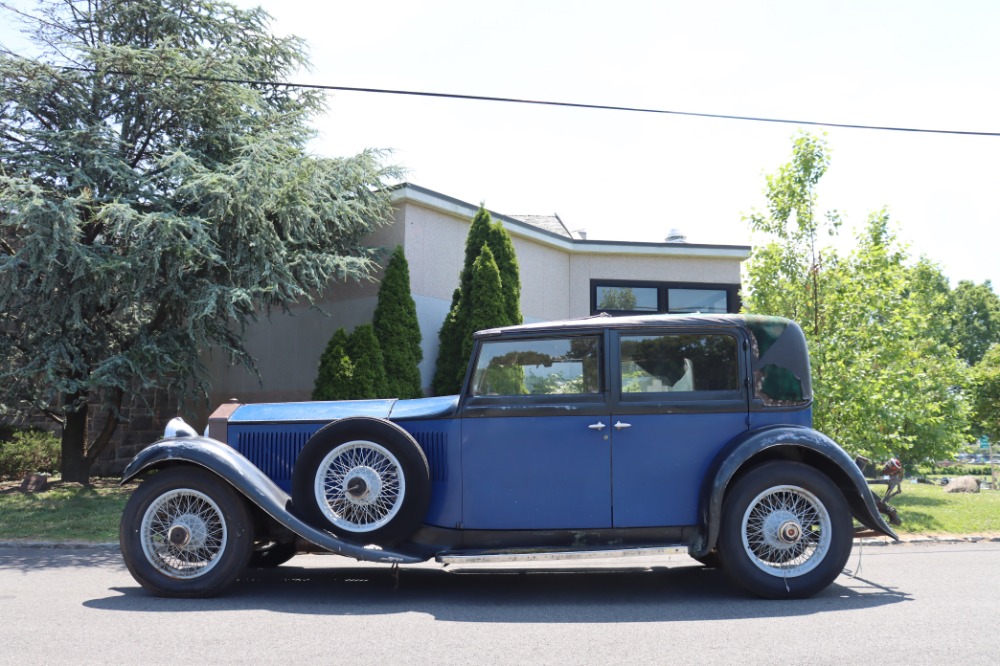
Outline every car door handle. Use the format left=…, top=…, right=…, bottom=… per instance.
left=614, top=421, right=632, bottom=431
left=588, top=421, right=606, bottom=431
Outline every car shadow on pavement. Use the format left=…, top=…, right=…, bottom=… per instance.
left=83, top=559, right=912, bottom=622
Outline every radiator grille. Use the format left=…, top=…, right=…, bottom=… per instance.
left=233, top=428, right=314, bottom=488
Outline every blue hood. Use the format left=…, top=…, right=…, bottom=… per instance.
left=228, top=395, right=459, bottom=424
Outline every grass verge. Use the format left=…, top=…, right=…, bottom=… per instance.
left=0, top=475, right=997, bottom=544
left=0, top=478, right=136, bottom=542
left=889, top=481, right=1000, bottom=535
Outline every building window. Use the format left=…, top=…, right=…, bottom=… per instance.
left=595, top=285, right=658, bottom=312
left=591, top=281, right=739, bottom=316
left=667, top=288, right=728, bottom=314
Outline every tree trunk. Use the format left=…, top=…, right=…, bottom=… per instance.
left=61, top=403, right=91, bottom=485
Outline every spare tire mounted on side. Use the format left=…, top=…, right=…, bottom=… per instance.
left=291, top=417, right=430, bottom=546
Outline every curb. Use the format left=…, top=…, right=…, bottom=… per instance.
left=859, top=535, right=1000, bottom=546
left=0, top=541, right=119, bottom=550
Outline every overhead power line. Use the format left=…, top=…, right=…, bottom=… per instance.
left=39, top=63, right=1000, bottom=138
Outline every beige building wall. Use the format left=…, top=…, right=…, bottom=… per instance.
left=201, top=184, right=750, bottom=419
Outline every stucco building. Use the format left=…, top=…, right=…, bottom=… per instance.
left=202, top=183, right=751, bottom=408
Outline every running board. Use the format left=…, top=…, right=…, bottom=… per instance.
left=436, top=545, right=689, bottom=565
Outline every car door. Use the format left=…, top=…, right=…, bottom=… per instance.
left=460, top=333, right=613, bottom=529
left=609, top=328, right=749, bottom=528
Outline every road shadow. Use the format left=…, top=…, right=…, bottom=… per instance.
left=84, top=558, right=911, bottom=622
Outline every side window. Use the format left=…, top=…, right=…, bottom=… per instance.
left=471, top=337, right=601, bottom=397
left=619, top=333, right=739, bottom=394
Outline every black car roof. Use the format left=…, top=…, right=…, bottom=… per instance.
left=473, top=313, right=791, bottom=338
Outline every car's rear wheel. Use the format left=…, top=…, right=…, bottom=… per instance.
left=291, top=418, right=430, bottom=546
left=718, top=462, right=852, bottom=598
left=120, top=467, right=254, bottom=598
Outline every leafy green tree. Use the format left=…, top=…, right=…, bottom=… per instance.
left=970, top=344, right=1000, bottom=441
left=373, top=246, right=423, bottom=398
left=744, top=132, right=968, bottom=463
left=312, top=329, right=354, bottom=401
left=347, top=324, right=388, bottom=400
left=0, top=0, right=399, bottom=482
left=950, top=280, right=1000, bottom=366
left=432, top=205, right=522, bottom=394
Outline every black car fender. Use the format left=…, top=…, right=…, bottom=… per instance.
left=121, top=435, right=426, bottom=565
left=691, top=425, right=898, bottom=558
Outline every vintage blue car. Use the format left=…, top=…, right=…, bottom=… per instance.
left=119, top=314, right=899, bottom=598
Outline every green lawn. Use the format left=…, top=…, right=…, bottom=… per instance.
left=0, top=476, right=997, bottom=543
left=889, top=481, right=1000, bottom=535
left=0, top=479, right=135, bottom=542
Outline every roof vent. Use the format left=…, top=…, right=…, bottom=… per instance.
left=665, top=228, right=687, bottom=243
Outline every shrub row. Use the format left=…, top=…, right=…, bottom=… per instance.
left=916, top=463, right=994, bottom=477
left=0, top=427, right=61, bottom=479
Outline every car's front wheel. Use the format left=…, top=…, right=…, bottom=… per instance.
left=120, top=467, right=254, bottom=598
left=718, top=462, right=852, bottom=599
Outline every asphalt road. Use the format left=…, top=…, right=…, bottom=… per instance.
left=1, top=542, right=998, bottom=666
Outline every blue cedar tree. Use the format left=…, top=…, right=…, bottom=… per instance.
left=0, top=0, right=400, bottom=482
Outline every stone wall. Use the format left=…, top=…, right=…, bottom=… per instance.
left=2, top=389, right=179, bottom=478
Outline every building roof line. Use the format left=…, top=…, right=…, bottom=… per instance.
left=388, top=182, right=752, bottom=259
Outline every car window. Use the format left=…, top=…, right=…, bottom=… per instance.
left=619, top=333, right=739, bottom=394
left=471, top=337, right=601, bottom=396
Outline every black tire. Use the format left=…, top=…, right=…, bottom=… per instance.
left=718, top=461, right=853, bottom=599
left=247, top=541, right=298, bottom=568
left=119, top=467, right=254, bottom=598
left=691, top=549, right=721, bottom=568
left=291, top=418, right=430, bottom=546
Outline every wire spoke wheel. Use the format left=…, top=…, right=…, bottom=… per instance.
left=719, top=461, right=853, bottom=598
left=121, top=467, right=253, bottom=597
left=741, top=485, right=831, bottom=577
left=315, top=440, right=406, bottom=533
left=140, top=488, right=228, bottom=579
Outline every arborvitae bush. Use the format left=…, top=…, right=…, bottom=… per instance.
left=373, top=246, right=423, bottom=398
left=313, top=328, right=354, bottom=400
left=432, top=205, right=523, bottom=395
left=431, top=289, right=463, bottom=396
left=487, top=222, right=522, bottom=325
left=460, top=245, right=506, bottom=363
left=347, top=324, right=388, bottom=399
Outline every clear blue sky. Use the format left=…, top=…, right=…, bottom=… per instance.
left=4, top=0, right=999, bottom=287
